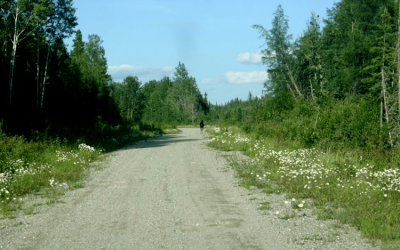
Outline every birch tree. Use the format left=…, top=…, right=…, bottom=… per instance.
left=37, top=0, right=77, bottom=113
left=1, top=0, right=49, bottom=105
left=122, top=76, right=142, bottom=122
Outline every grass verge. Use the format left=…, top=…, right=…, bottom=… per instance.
left=0, top=124, right=180, bottom=218
left=206, top=126, right=400, bottom=246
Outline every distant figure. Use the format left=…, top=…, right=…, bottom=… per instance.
left=200, top=120, right=204, bottom=131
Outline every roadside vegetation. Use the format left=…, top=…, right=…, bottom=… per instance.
left=199, top=1, right=400, bottom=245
left=206, top=126, right=400, bottom=244
left=0, top=122, right=180, bottom=218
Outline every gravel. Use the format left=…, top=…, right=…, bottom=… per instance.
left=0, top=128, right=379, bottom=249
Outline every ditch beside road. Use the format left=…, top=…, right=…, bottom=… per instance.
left=0, top=128, right=378, bottom=249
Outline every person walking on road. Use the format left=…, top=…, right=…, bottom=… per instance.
left=200, top=120, right=204, bottom=131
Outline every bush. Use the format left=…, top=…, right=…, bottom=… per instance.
left=243, top=96, right=387, bottom=151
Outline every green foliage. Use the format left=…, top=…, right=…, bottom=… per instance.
left=253, top=5, right=302, bottom=100
left=80, top=34, right=110, bottom=86
left=167, top=62, right=203, bottom=123
left=363, top=7, right=397, bottom=96
left=208, top=0, right=399, bottom=153
left=255, top=98, right=384, bottom=150
left=71, top=29, right=85, bottom=59
left=114, top=62, right=210, bottom=127
left=207, top=126, right=400, bottom=241
left=112, top=76, right=144, bottom=123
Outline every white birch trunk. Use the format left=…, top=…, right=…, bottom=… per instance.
left=285, top=63, right=303, bottom=99
left=8, top=6, right=20, bottom=105
left=40, top=44, right=51, bottom=114
left=382, top=69, right=393, bottom=146
left=8, top=3, right=38, bottom=106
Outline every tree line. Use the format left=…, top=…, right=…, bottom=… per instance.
left=3, top=0, right=398, bottom=153
left=111, top=62, right=209, bottom=129
left=0, top=1, right=209, bottom=138
left=208, top=0, right=400, bottom=151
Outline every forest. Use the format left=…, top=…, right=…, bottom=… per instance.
left=210, top=0, right=400, bottom=153
left=1, top=0, right=400, bottom=243
left=2, top=0, right=400, bottom=153
left=0, top=0, right=209, bottom=139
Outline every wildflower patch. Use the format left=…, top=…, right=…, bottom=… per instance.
left=206, top=126, right=400, bottom=241
left=0, top=143, right=100, bottom=213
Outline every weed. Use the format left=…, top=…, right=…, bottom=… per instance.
left=258, top=201, right=271, bottom=210
left=46, top=200, right=57, bottom=205
left=23, top=206, right=34, bottom=215
left=12, top=222, right=23, bottom=227
left=280, top=211, right=297, bottom=220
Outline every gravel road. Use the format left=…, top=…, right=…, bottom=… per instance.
left=0, top=128, right=379, bottom=249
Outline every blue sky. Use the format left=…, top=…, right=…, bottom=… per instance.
left=65, top=0, right=337, bottom=104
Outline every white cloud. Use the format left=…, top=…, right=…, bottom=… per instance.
left=108, top=64, right=175, bottom=82
left=201, top=78, right=221, bottom=85
left=223, top=71, right=267, bottom=84
left=201, top=70, right=267, bottom=85
left=235, top=51, right=263, bottom=64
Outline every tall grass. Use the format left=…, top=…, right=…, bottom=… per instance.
left=206, top=126, right=400, bottom=242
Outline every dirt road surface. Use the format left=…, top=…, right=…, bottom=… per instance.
left=0, top=128, right=377, bottom=249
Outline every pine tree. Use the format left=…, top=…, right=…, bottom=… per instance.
left=253, top=4, right=302, bottom=100
left=71, top=30, right=84, bottom=62
left=363, top=8, right=396, bottom=145
left=297, top=12, right=324, bottom=99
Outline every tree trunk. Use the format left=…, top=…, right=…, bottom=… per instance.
left=131, top=102, right=134, bottom=121
left=381, top=22, right=393, bottom=146
left=310, top=77, right=314, bottom=99
left=318, top=58, right=324, bottom=93
left=281, top=69, right=296, bottom=99
left=40, top=43, right=51, bottom=114
left=36, top=31, right=40, bottom=114
left=9, top=38, right=17, bottom=105
left=380, top=98, right=383, bottom=128
left=8, top=5, right=22, bottom=106
left=284, top=63, right=303, bottom=99
left=1, top=40, right=6, bottom=76
left=191, top=105, right=194, bottom=123
left=382, top=68, right=393, bottom=146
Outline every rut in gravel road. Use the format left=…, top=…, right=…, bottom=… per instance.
left=0, top=128, right=378, bottom=250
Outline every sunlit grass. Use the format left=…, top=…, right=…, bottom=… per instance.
left=206, top=126, right=400, bottom=242
left=0, top=141, right=101, bottom=217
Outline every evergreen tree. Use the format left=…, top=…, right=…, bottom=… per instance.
left=253, top=4, right=302, bottom=100
left=297, top=12, right=324, bottom=99
left=71, top=29, right=84, bottom=58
